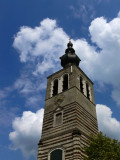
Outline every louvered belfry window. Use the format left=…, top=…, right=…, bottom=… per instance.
left=86, top=83, right=90, bottom=100
left=63, top=74, right=68, bottom=91
left=80, top=76, right=84, bottom=93
left=53, top=79, right=58, bottom=96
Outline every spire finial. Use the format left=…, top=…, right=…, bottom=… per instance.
left=67, top=38, right=73, bottom=48
left=60, top=40, right=81, bottom=68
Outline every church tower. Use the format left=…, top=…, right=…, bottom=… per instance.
left=37, top=41, right=98, bottom=160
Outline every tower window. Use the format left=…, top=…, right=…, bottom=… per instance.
left=54, top=112, right=62, bottom=126
left=86, top=83, right=90, bottom=100
left=50, top=149, right=63, bottom=160
left=80, top=76, right=84, bottom=93
left=63, top=74, right=68, bottom=91
left=53, top=79, right=58, bottom=96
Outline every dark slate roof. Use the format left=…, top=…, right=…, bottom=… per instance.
left=60, top=41, right=81, bottom=68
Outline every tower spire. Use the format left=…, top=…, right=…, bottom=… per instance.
left=60, top=40, right=81, bottom=68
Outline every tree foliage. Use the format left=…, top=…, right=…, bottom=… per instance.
left=84, top=132, right=120, bottom=160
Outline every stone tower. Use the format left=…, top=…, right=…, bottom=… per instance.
left=37, top=41, right=98, bottom=160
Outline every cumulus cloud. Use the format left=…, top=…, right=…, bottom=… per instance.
left=9, top=108, right=44, bottom=159
left=88, top=16, right=120, bottom=104
left=12, top=18, right=68, bottom=108
left=118, top=11, right=120, bottom=18
left=13, top=18, right=68, bottom=74
left=12, top=19, right=69, bottom=108
left=13, top=15, right=120, bottom=105
left=96, top=104, right=120, bottom=140
left=89, top=16, right=120, bottom=83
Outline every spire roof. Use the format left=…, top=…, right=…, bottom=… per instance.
left=60, top=40, right=81, bottom=68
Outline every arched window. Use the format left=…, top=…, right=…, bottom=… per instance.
left=53, top=79, right=58, bottom=96
left=86, top=83, right=90, bottom=100
left=63, top=74, right=68, bottom=91
left=49, top=149, right=64, bottom=160
left=80, top=76, right=84, bottom=93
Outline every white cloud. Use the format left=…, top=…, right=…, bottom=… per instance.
left=9, top=108, right=44, bottom=159
left=14, top=76, right=36, bottom=94
left=88, top=16, right=120, bottom=104
left=13, top=18, right=68, bottom=75
left=12, top=18, right=68, bottom=108
left=118, top=11, right=120, bottom=18
left=112, top=88, right=120, bottom=106
left=13, top=72, right=47, bottom=108
left=69, top=3, right=96, bottom=22
left=13, top=15, right=120, bottom=105
left=96, top=104, right=120, bottom=140
left=25, top=95, right=43, bottom=108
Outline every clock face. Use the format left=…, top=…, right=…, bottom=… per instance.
left=54, top=95, right=65, bottom=106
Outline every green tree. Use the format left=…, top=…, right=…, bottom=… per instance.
left=84, top=132, right=120, bottom=160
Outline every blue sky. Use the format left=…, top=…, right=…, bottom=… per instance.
left=1, top=0, right=120, bottom=159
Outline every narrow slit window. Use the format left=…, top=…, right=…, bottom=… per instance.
left=53, top=79, right=58, bottom=96
left=63, top=74, right=68, bottom=91
left=86, top=83, right=90, bottom=100
left=80, top=77, right=84, bottom=93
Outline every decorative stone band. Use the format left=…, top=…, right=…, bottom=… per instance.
left=72, top=129, right=82, bottom=160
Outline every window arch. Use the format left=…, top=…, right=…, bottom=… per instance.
left=63, top=74, right=68, bottom=92
left=48, top=148, right=65, bottom=160
left=53, top=79, right=58, bottom=96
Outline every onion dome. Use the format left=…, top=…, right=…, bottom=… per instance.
left=60, top=40, right=81, bottom=68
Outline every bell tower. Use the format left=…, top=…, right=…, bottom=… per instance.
left=37, top=41, right=98, bottom=160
